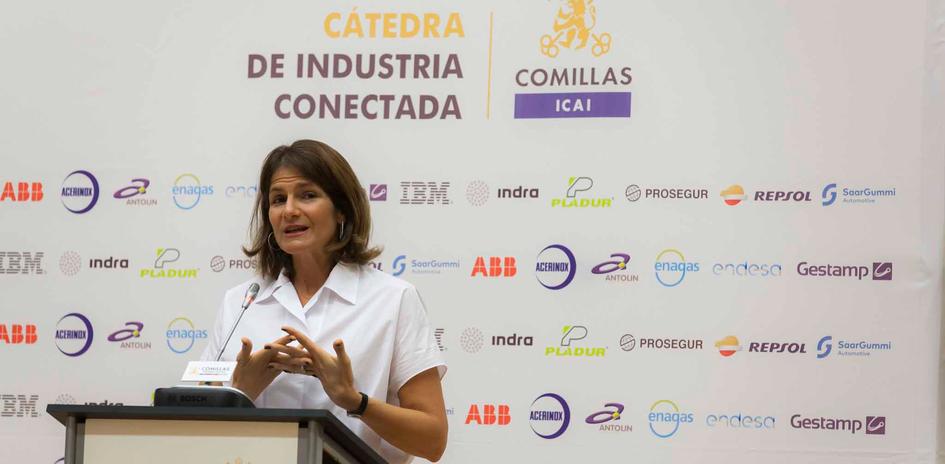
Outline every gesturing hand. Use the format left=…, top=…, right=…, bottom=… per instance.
left=267, top=326, right=362, bottom=412
left=231, top=334, right=292, bottom=401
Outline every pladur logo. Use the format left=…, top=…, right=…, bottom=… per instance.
left=545, top=325, right=605, bottom=358
left=140, top=248, right=198, bottom=279
left=550, top=177, right=612, bottom=208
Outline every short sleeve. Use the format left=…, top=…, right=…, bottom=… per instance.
left=388, top=286, right=447, bottom=393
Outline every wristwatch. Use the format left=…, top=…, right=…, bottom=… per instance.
left=346, top=392, right=369, bottom=418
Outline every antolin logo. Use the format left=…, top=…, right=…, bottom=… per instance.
left=465, top=404, right=510, bottom=425
left=0, top=252, right=45, bottom=275
left=108, top=322, right=151, bottom=350
left=817, top=335, right=891, bottom=358
left=545, top=325, right=606, bottom=358
left=654, top=249, right=699, bottom=287
left=530, top=393, right=570, bottom=439
left=140, top=248, right=198, bottom=279
left=720, top=185, right=745, bottom=206
left=60, top=170, right=99, bottom=214
left=591, top=253, right=638, bottom=283
left=114, top=178, right=156, bottom=206
left=551, top=177, right=612, bottom=208
left=55, top=313, right=93, bottom=357
left=171, top=173, right=213, bottom=210
left=399, top=182, right=451, bottom=205
left=822, top=183, right=896, bottom=206
left=535, top=244, right=576, bottom=290
left=796, top=261, right=892, bottom=281
left=1, top=394, right=39, bottom=418
left=0, top=181, right=43, bottom=202
left=586, top=403, right=632, bottom=432
left=790, top=414, right=885, bottom=435
left=471, top=257, right=516, bottom=277
left=0, top=324, right=37, bottom=345
left=648, top=400, right=694, bottom=438
left=165, top=318, right=208, bottom=354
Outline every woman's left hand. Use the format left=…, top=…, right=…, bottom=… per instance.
left=268, top=326, right=362, bottom=412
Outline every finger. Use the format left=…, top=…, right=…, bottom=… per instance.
left=266, top=343, right=309, bottom=358
left=237, top=337, right=252, bottom=364
left=270, top=353, right=313, bottom=369
left=268, top=361, right=313, bottom=375
left=282, top=326, right=330, bottom=360
left=332, top=339, right=351, bottom=366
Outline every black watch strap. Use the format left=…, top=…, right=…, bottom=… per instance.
left=346, top=392, right=369, bottom=418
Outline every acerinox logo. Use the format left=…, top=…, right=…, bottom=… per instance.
left=165, top=318, right=208, bottom=354
left=654, top=249, right=699, bottom=287
left=369, top=184, right=387, bottom=201
left=715, top=336, right=741, bottom=357
left=0, top=181, right=43, bottom=202
left=114, top=178, right=156, bottom=206
left=535, top=244, right=576, bottom=290
left=586, top=403, right=631, bottom=432
left=60, top=170, right=99, bottom=214
left=822, top=183, right=838, bottom=206
left=817, top=336, right=832, bottom=358
left=529, top=393, right=570, bottom=439
left=171, top=174, right=213, bottom=210
left=551, top=177, right=612, bottom=208
left=648, top=400, right=693, bottom=438
left=55, top=313, right=93, bottom=357
left=466, top=180, right=489, bottom=206
left=720, top=185, right=745, bottom=206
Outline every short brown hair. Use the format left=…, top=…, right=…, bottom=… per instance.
left=243, top=140, right=381, bottom=280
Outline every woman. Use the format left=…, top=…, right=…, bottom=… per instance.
left=200, top=140, right=448, bottom=463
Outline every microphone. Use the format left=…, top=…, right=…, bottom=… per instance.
left=215, top=283, right=260, bottom=361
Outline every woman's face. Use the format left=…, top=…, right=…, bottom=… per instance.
left=267, top=166, right=342, bottom=258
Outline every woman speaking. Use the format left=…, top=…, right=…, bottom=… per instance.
left=201, top=140, right=448, bottom=463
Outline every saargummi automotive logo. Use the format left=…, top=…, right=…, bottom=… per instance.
left=816, top=335, right=892, bottom=358
left=821, top=183, right=896, bottom=206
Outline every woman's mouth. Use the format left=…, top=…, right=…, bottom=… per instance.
left=283, top=225, right=309, bottom=237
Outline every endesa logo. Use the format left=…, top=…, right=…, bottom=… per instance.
left=796, top=261, right=893, bottom=281
left=113, top=178, right=156, bottom=206
left=591, top=253, right=639, bottom=283
left=712, top=261, right=782, bottom=277
left=471, top=256, right=516, bottom=277
left=55, top=313, right=93, bottom=357
left=399, top=182, right=451, bottom=205
left=60, top=170, right=99, bottom=214
left=550, top=177, right=612, bottom=208
left=706, top=413, right=775, bottom=430
left=545, top=325, right=606, bottom=358
left=648, top=400, right=694, bottom=438
left=171, top=173, right=213, bottom=210
left=0, top=394, right=39, bottom=418
left=791, top=414, right=885, bottom=435
left=140, top=248, right=198, bottom=279
left=0, top=252, right=45, bottom=275
left=529, top=393, right=571, bottom=439
left=0, top=324, right=37, bottom=345
left=465, top=404, right=510, bottom=425
left=107, top=322, right=151, bottom=350
left=0, top=181, right=43, bottom=202
left=535, top=244, right=576, bottom=290
left=586, top=403, right=631, bottom=432
left=822, top=183, right=896, bottom=206
left=654, top=249, right=699, bottom=287
left=165, top=317, right=208, bottom=354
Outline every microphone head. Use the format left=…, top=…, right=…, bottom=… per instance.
left=242, top=283, right=261, bottom=309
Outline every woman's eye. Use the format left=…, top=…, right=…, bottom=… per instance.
left=270, top=196, right=285, bottom=205
left=304, top=191, right=318, bottom=199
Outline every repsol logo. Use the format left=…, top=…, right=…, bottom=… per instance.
left=0, top=252, right=44, bottom=275
left=753, top=191, right=812, bottom=202
left=748, top=342, right=806, bottom=354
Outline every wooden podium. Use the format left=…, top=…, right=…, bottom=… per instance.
left=47, top=404, right=387, bottom=464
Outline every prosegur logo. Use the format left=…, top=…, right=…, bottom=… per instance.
left=796, top=261, right=892, bottom=281
left=551, top=177, right=612, bottom=208
left=816, top=335, right=891, bottom=358
left=165, top=318, right=208, bottom=354
left=623, top=334, right=703, bottom=352
left=55, top=313, right=93, bottom=357
left=60, top=170, right=100, bottom=214
left=546, top=325, right=605, bottom=357
left=530, top=393, right=571, bottom=439
left=171, top=174, right=213, bottom=210
left=822, top=183, right=896, bottom=206
left=791, top=414, right=885, bottom=435
left=654, top=249, right=699, bottom=287
left=0, top=181, right=43, bottom=202
left=535, top=244, right=576, bottom=290
left=141, top=248, right=198, bottom=279
left=114, top=178, right=156, bottom=206
left=648, top=400, right=694, bottom=438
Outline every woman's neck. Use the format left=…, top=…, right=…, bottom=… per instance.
left=290, top=252, right=335, bottom=307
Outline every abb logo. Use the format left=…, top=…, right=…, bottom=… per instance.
left=0, top=182, right=43, bottom=202
left=0, top=324, right=37, bottom=344
left=471, top=257, right=517, bottom=277
left=465, top=404, right=511, bottom=425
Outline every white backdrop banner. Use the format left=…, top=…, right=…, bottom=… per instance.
left=1, top=1, right=944, bottom=463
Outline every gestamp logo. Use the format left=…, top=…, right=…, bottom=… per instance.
left=530, top=393, right=570, bottom=439
left=0, top=251, right=45, bottom=275
left=535, top=244, right=576, bottom=290
left=400, top=182, right=451, bottom=205
left=165, top=317, right=208, bottom=354
left=55, top=313, right=93, bottom=357
left=796, top=261, right=892, bottom=281
left=60, top=170, right=99, bottom=214
left=648, top=400, right=693, bottom=438
left=654, top=249, right=699, bottom=287
left=172, top=173, right=213, bottom=210
left=369, top=184, right=387, bottom=201
left=791, top=414, right=886, bottom=435
left=0, top=181, right=43, bottom=202
left=551, top=177, right=612, bottom=208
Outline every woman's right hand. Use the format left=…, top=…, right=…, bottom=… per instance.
left=231, top=334, right=293, bottom=401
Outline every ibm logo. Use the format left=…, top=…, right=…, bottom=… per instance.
left=0, top=252, right=44, bottom=275
left=1, top=394, right=39, bottom=418
left=400, top=182, right=451, bottom=205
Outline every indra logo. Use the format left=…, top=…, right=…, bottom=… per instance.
left=369, top=184, right=387, bottom=201
left=1, top=394, right=39, bottom=418
left=171, top=173, right=214, bottom=210
left=821, top=183, right=896, bottom=206
left=720, top=185, right=745, bottom=206
left=465, top=180, right=489, bottom=206
left=0, top=251, right=45, bottom=275
left=55, top=313, right=93, bottom=357
left=460, top=327, right=484, bottom=353
left=465, top=404, right=510, bottom=425
left=165, top=317, right=208, bottom=354
left=114, top=178, right=156, bottom=206
left=399, top=182, right=451, bottom=205
left=796, top=261, right=892, bottom=281
left=140, top=248, right=198, bottom=279
left=791, top=414, right=885, bottom=435
left=715, top=336, right=742, bottom=357
left=591, top=253, right=638, bottom=283
left=586, top=403, right=631, bottom=432
left=648, top=400, right=694, bottom=438
left=535, top=244, right=576, bottom=290
left=0, top=324, right=37, bottom=345
left=108, top=322, right=151, bottom=350
left=0, top=181, right=43, bottom=202
left=529, top=393, right=570, bottom=439
left=551, top=177, right=612, bottom=208
left=654, top=249, right=699, bottom=287
left=497, top=185, right=540, bottom=199
left=60, top=170, right=99, bottom=214
left=546, top=325, right=606, bottom=358
left=471, top=256, right=516, bottom=277
left=817, top=335, right=891, bottom=358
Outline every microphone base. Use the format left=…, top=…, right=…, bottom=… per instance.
left=154, top=385, right=255, bottom=408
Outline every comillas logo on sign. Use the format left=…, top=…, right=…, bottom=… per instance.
left=0, top=181, right=43, bottom=202
left=514, top=1, right=631, bottom=119
left=171, top=174, right=213, bottom=210
left=529, top=393, right=571, bottom=439
left=60, top=170, right=99, bottom=214
left=55, top=313, right=93, bottom=357
left=465, top=404, right=510, bottom=425
left=535, top=244, right=576, bottom=290
left=165, top=318, right=208, bottom=354
left=648, top=400, right=694, bottom=438
left=114, top=178, right=156, bottom=206
left=550, top=177, right=612, bottom=208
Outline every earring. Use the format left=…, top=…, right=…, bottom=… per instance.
left=338, top=221, right=345, bottom=240
left=267, top=232, right=281, bottom=252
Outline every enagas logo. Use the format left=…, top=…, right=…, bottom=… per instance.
left=654, top=249, right=699, bottom=287
left=471, top=256, right=516, bottom=277
left=721, top=185, right=745, bottom=206
left=465, top=404, right=510, bottom=425
left=0, top=181, right=43, bottom=202
left=648, top=400, right=694, bottom=438
left=0, top=324, right=37, bottom=344
left=715, top=336, right=742, bottom=357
